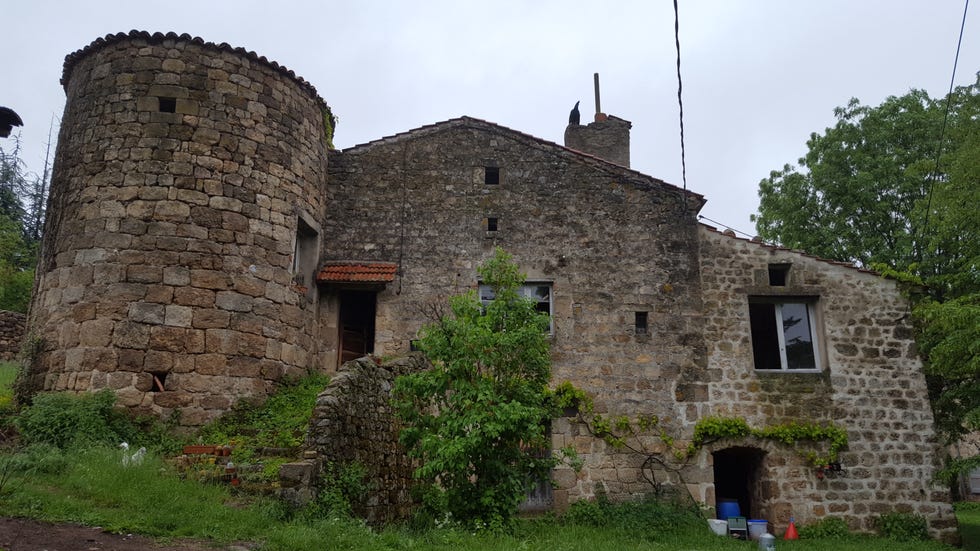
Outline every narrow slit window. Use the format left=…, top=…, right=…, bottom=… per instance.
left=635, top=311, right=648, bottom=335
left=159, top=97, right=177, bottom=113
left=768, top=264, right=790, bottom=286
left=485, top=166, right=500, bottom=185
left=487, top=217, right=498, bottom=232
left=150, top=371, right=168, bottom=392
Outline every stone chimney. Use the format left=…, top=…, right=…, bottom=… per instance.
left=563, top=73, right=631, bottom=167
left=564, top=114, right=632, bottom=168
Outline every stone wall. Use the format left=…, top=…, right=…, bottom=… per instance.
left=323, top=118, right=707, bottom=507
left=563, top=115, right=631, bottom=168
left=0, top=310, right=26, bottom=361
left=696, top=225, right=957, bottom=542
left=27, top=32, right=330, bottom=425
left=300, top=354, right=428, bottom=524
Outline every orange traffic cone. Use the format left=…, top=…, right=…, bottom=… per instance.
left=784, top=516, right=799, bottom=540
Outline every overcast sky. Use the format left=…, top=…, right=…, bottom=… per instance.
left=2, top=1, right=976, bottom=236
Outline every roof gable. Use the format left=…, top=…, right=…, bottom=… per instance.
left=342, top=116, right=705, bottom=208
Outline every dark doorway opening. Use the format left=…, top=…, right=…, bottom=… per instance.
left=339, top=290, right=377, bottom=365
left=713, top=447, right=766, bottom=520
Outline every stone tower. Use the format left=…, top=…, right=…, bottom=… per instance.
left=26, top=31, right=331, bottom=425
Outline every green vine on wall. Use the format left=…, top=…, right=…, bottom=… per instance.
left=321, top=106, right=337, bottom=149
left=550, top=382, right=849, bottom=492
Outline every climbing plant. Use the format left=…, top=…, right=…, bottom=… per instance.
left=555, top=383, right=850, bottom=492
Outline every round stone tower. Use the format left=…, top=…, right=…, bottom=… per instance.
left=26, top=31, right=332, bottom=425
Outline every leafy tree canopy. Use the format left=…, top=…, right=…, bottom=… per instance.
left=393, top=248, right=554, bottom=528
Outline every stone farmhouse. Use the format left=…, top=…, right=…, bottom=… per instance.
left=23, top=32, right=956, bottom=539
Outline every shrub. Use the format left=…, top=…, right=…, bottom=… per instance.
left=875, top=511, right=930, bottom=541
left=798, top=516, right=851, bottom=539
left=15, top=389, right=138, bottom=449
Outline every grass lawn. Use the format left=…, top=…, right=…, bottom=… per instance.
left=0, top=361, right=16, bottom=410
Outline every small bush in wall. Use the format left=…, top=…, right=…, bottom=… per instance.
left=798, top=516, right=851, bottom=539
left=875, top=511, right=930, bottom=541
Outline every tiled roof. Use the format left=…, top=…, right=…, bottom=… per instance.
left=317, top=262, right=398, bottom=283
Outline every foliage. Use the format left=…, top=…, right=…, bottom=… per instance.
left=0, top=361, right=16, bottom=411
left=915, top=294, right=980, bottom=442
left=198, top=371, right=329, bottom=451
left=875, top=512, right=931, bottom=542
left=393, top=248, right=554, bottom=528
left=799, top=517, right=852, bottom=539
left=957, top=501, right=980, bottom=551
left=300, top=461, right=371, bottom=520
left=15, top=389, right=140, bottom=449
left=561, top=492, right=705, bottom=534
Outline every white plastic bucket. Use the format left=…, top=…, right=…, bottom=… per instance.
left=748, top=519, right=768, bottom=540
left=708, top=519, right=728, bottom=536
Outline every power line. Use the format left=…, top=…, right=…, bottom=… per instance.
left=673, top=0, right=688, bottom=194
left=919, top=0, right=970, bottom=256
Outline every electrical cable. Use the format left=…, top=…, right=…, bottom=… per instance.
left=919, top=0, right=970, bottom=257
left=673, top=0, right=688, bottom=196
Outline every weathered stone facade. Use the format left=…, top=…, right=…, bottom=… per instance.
left=26, top=31, right=329, bottom=425
left=29, top=32, right=956, bottom=540
left=0, top=310, right=26, bottom=361
left=689, top=226, right=956, bottom=537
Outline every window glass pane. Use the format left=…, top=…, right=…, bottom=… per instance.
left=781, top=303, right=816, bottom=369
left=478, top=284, right=495, bottom=304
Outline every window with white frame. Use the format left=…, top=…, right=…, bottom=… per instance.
left=479, top=282, right=553, bottom=332
left=748, top=298, right=820, bottom=371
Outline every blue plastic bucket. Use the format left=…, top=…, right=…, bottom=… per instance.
left=717, top=499, right=740, bottom=520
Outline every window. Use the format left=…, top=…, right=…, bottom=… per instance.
left=479, top=282, right=553, bottom=331
left=291, top=216, right=319, bottom=290
left=486, top=217, right=498, bottom=232
left=635, top=311, right=648, bottom=335
left=768, top=264, right=790, bottom=286
left=159, top=97, right=177, bottom=113
left=485, top=166, right=500, bottom=185
left=749, top=298, right=820, bottom=371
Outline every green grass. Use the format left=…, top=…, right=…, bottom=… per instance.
left=0, top=361, right=17, bottom=411
left=958, top=502, right=980, bottom=551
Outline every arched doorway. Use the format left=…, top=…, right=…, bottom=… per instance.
left=713, top=447, right=766, bottom=519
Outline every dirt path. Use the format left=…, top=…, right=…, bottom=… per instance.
left=0, top=517, right=257, bottom=551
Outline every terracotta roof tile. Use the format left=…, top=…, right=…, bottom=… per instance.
left=317, top=262, right=398, bottom=283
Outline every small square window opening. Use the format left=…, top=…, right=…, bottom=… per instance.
left=768, top=264, right=790, bottom=286
left=485, top=166, right=500, bottom=185
left=159, top=97, right=177, bottom=113
left=635, top=311, right=648, bottom=335
left=487, top=217, right=498, bottom=232
left=149, top=371, right=168, bottom=392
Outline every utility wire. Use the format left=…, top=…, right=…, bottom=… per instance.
left=673, top=0, right=688, bottom=194
left=697, top=215, right=756, bottom=239
left=919, top=0, right=970, bottom=255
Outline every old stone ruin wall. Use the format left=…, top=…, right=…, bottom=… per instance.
left=0, top=310, right=26, bottom=361
left=282, top=354, right=428, bottom=524
left=26, top=32, right=330, bottom=425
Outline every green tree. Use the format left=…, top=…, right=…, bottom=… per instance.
left=0, top=138, right=39, bottom=313
left=753, top=77, right=980, bottom=479
left=393, top=248, right=554, bottom=528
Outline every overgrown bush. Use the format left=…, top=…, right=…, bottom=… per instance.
left=799, top=516, right=851, bottom=539
left=300, top=461, right=371, bottom=520
left=875, top=512, right=930, bottom=541
left=562, top=492, right=704, bottom=534
left=15, top=389, right=139, bottom=449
